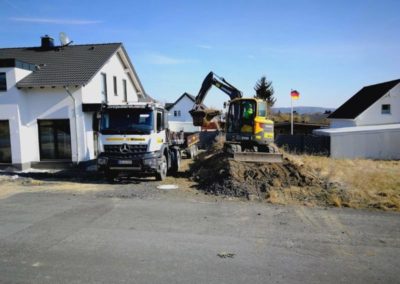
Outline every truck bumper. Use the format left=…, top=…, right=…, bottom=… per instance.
left=97, top=151, right=161, bottom=174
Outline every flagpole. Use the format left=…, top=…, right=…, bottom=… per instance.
left=291, top=90, right=293, bottom=135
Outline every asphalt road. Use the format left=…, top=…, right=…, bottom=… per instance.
left=0, top=184, right=399, bottom=284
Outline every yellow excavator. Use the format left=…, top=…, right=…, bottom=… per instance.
left=189, top=72, right=282, bottom=163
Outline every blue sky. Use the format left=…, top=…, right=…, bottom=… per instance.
left=1, top=0, right=399, bottom=108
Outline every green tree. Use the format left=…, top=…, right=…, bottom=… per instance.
left=254, top=76, right=276, bottom=108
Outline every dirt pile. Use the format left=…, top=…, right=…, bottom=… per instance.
left=190, top=148, right=348, bottom=206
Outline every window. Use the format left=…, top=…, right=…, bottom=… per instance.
left=0, top=72, right=6, bottom=91
left=156, top=111, right=164, bottom=132
left=0, top=120, right=11, bottom=163
left=113, top=76, right=118, bottom=96
left=257, top=101, right=267, bottom=117
left=382, top=104, right=391, bottom=114
left=174, top=110, right=181, bottom=117
left=101, top=73, right=108, bottom=102
left=123, top=79, right=127, bottom=102
left=38, top=120, right=71, bottom=160
left=174, top=111, right=177, bottom=117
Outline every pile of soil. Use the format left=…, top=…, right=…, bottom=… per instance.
left=190, top=149, right=343, bottom=203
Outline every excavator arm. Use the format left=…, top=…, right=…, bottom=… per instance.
left=190, top=72, right=243, bottom=126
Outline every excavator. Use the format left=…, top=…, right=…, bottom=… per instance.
left=189, top=71, right=283, bottom=163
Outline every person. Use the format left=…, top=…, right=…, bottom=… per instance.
left=243, top=102, right=254, bottom=120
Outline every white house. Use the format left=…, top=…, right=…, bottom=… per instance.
left=315, top=79, right=400, bottom=159
left=165, top=92, right=201, bottom=133
left=0, top=35, right=151, bottom=170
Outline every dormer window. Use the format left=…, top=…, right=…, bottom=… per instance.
left=381, top=104, right=391, bottom=114
left=0, top=72, right=6, bottom=91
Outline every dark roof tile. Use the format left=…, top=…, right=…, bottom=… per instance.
left=328, top=79, right=400, bottom=119
left=0, top=43, right=121, bottom=87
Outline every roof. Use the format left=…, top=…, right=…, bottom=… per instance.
left=165, top=92, right=200, bottom=111
left=314, top=123, right=400, bottom=136
left=328, top=79, right=400, bottom=119
left=0, top=43, right=121, bottom=87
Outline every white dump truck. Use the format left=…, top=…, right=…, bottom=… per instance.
left=96, top=103, right=199, bottom=181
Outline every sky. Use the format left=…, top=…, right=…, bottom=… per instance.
left=0, top=0, right=399, bottom=109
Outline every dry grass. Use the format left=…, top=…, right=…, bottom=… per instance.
left=295, top=155, right=400, bottom=210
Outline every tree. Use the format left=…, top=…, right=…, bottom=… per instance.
left=254, top=76, right=276, bottom=108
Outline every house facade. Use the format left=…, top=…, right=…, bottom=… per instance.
left=165, top=92, right=201, bottom=133
left=0, top=36, right=149, bottom=170
left=315, top=79, right=400, bottom=159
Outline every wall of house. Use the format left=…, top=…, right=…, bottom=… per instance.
left=355, top=83, right=400, bottom=126
left=0, top=67, right=33, bottom=167
left=0, top=69, right=87, bottom=168
left=167, top=96, right=201, bottom=132
left=168, top=96, right=194, bottom=122
left=0, top=77, right=87, bottom=167
left=82, top=49, right=139, bottom=104
left=330, top=128, right=400, bottom=159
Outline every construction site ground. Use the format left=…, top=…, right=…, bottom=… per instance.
left=0, top=165, right=399, bottom=283
left=0, top=144, right=399, bottom=211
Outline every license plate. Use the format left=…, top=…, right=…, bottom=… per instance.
left=118, top=160, right=132, bottom=165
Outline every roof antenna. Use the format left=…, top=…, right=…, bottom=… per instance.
left=59, top=32, right=73, bottom=47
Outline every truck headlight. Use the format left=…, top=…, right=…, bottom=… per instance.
left=98, top=157, right=108, bottom=165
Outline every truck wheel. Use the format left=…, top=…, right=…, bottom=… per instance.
left=170, top=150, right=181, bottom=174
left=105, top=170, right=117, bottom=183
left=156, top=155, right=167, bottom=181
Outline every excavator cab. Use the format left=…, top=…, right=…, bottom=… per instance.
left=226, top=98, right=274, bottom=151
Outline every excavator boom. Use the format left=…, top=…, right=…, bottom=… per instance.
left=190, top=71, right=242, bottom=126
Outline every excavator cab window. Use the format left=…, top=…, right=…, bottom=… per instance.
left=227, top=100, right=256, bottom=132
left=257, top=101, right=267, bottom=117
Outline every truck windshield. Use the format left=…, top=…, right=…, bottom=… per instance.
left=100, top=109, right=153, bottom=134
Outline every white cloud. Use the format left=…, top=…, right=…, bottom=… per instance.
left=147, top=53, right=194, bottom=65
left=9, top=17, right=102, bottom=25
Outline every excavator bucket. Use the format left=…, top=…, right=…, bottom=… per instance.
left=190, top=109, right=221, bottom=127
left=232, top=152, right=283, bottom=163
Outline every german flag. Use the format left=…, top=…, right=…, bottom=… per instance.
left=291, top=90, right=300, bottom=100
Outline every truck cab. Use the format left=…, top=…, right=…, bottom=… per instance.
left=96, top=103, right=180, bottom=181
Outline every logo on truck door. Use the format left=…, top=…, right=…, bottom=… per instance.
left=120, top=144, right=131, bottom=154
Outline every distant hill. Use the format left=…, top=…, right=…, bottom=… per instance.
left=272, top=106, right=336, bottom=114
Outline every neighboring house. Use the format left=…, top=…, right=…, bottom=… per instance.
left=315, top=79, right=400, bottom=159
left=328, top=79, right=400, bottom=127
left=165, top=92, right=201, bottom=133
left=0, top=35, right=150, bottom=170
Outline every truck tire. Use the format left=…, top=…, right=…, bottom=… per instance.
left=170, top=149, right=181, bottom=174
left=105, top=170, right=117, bottom=183
left=156, top=155, right=167, bottom=181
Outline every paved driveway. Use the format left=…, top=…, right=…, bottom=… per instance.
left=0, top=183, right=399, bottom=284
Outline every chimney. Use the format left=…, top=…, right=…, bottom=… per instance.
left=41, top=35, right=54, bottom=49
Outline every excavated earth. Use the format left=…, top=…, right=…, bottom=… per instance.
left=190, top=148, right=347, bottom=206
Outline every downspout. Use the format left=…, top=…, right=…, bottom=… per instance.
left=64, top=86, right=80, bottom=164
